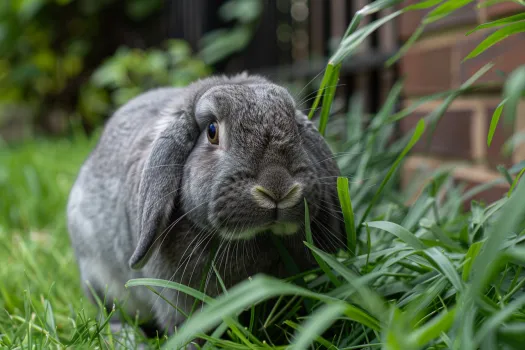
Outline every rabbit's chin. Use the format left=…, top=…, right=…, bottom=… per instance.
left=218, top=221, right=300, bottom=240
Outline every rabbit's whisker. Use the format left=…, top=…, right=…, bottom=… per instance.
left=168, top=228, right=213, bottom=318
left=148, top=202, right=207, bottom=263
left=150, top=223, right=208, bottom=312
left=312, top=216, right=346, bottom=251
left=292, top=67, right=326, bottom=102
left=296, top=84, right=347, bottom=108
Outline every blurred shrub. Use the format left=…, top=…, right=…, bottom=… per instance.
left=199, top=0, right=263, bottom=65
left=79, top=40, right=211, bottom=126
left=0, top=0, right=211, bottom=138
left=0, top=0, right=265, bottom=139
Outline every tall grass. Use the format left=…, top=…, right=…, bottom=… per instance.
left=1, top=1, right=525, bottom=349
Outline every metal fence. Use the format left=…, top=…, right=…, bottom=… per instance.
left=167, top=0, right=399, bottom=117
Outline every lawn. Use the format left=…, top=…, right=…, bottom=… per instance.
left=2, top=104, right=525, bottom=350
left=0, top=135, right=102, bottom=346
left=2, top=1, right=525, bottom=349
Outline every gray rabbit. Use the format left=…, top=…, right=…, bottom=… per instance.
left=67, top=73, right=345, bottom=336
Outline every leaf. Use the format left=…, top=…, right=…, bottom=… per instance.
left=487, top=99, right=506, bottom=146
left=404, top=0, right=443, bottom=11
left=462, top=241, right=483, bottom=281
left=467, top=12, right=525, bottom=35
left=337, top=177, right=356, bottom=255
left=305, top=242, right=387, bottom=320
left=358, top=119, right=426, bottom=228
left=160, top=275, right=373, bottom=349
left=423, top=247, right=464, bottom=293
left=386, top=25, right=425, bottom=66
left=218, top=0, right=263, bottom=23
left=497, top=164, right=513, bottom=186
left=424, top=0, right=475, bottom=24
left=366, top=221, right=426, bottom=250
left=330, top=10, right=402, bottom=64
left=289, top=302, right=347, bottom=350
left=307, top=65, right=331, bottom=120
left=474, top=294, right=525, bottom=346
left=508, top=166, right=525, bottom=197
left=465, top=21, right=525, bottom=60
left=503, top=65, right=525, bottom=128
left=318, top=63, right=341, bottom=136
left=43, top=299, right=57, bottom=338
left=357, top=0, right=404, bottom=15
left=304, top=199, right=341, bottom=287
left=126, top=278, right=214, bottom=304
left=408, top=307, right=457, bottom=348
left=455, top=170, right=525, bottom=349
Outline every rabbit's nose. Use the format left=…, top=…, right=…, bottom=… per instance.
left=251, top=184, right=303, bottom=209
left=251, top=166, right=303, bottom=209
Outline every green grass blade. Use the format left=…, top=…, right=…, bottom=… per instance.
left=304, top=199, right=341, bottom=287
left=464, top=21, right=525, bottom=60
left=289, top=302, right=347, bottom=350
left=284, top=320, right=338, bottom=349
left=404, top=0, right=443, bottom=11
left=318, top=63, right=341, bottom=136
left=337, top=177, right=356, bottom=255
left=358, top=119, right=426, bottom=229
left=43, top=299, right=57, bottom=339
left=365, top=221, right=426, bottom=250
left=330, top=10, right=402, bottom=64
left=358, top=0, right=404, bottom=15
left=474, top=294, right=525, bottom=346
left=408, top=307, right=457, bottom=348
left=462, top=241, right=483, bottom=281
left=161, top=275, right=360, bottom=349
left=466, top=12, right=525, bottom=35
left=126, top=278, right=214, bottom=303
left=386, top=25, right=425, bottom=66
left=307, top=66, right=331, bottom=120
left=305, top=242, right=387, bottom=320
left=487, top=99, right=506, bottom=146
left=455, top=169, right=525, bottom=349
left=503, top=65, right=525, bottom=128
left=507, top=166, right=525, bottom=197
left=424, top=0, right=475, bottom=24
left=422, top=248, right=464, bottom=293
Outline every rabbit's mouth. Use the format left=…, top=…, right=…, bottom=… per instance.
left=218, top=221, right=300, bottom=241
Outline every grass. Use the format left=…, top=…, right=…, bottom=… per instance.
left=2, top=98, right=525, bottom=349
left=2, top=0, right=525, bottom=349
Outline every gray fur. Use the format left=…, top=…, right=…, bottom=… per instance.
left=67, top=73, right=344, bottom=334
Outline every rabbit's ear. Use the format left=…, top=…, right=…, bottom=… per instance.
left=129, top=111, right=199, bottom=270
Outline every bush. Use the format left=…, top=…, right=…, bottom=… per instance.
left=0, top=0, right=208, bottom=137
left=1, top=1, right=525, bottom=349
left=79, top=40, right=210, bottom=127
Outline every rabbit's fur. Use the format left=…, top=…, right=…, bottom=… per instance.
left=67, top=73, right=344, bottom=333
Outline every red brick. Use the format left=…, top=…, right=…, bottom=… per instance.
left=486, top=2, right=524, bottom=19
left=399, top=1, right=478, bottom=40
left=453, top=177, right=508, bottom=211
left=400, top=109, right=473, bottom=159
left=402, top=46, right=453, bottom=95
left=485, top=105, right=514, bottom=167
left=458, top=31, right=525, bottom=86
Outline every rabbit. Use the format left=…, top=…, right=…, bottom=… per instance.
left=66, top=73, right=345, bottom=338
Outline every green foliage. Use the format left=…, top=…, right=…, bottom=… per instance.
left=79, top=40, right=210, bottom=126
left=2, top=1, right=525, bottom=349
left=198, top=0, right=263, bottom=65
left=0, top=0, right=209, bottom=135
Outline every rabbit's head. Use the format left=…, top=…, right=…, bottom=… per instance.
left=130, top=74, right=344, bottom=269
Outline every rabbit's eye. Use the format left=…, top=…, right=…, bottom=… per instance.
left=207, top=122, right=219, bottom=145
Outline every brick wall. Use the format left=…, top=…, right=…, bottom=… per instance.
left=398, top=1, right=525, bottom=207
